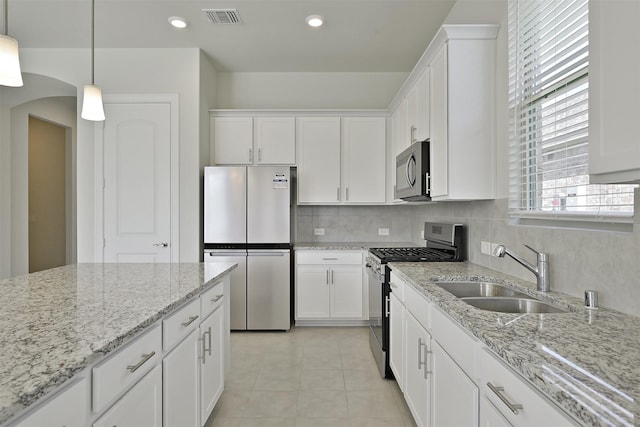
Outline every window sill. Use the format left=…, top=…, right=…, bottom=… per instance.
left=508, top=211, right=635, bottom=232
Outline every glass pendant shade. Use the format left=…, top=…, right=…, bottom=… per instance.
left=81, top=84, right=105, bottom=121
left=0, top=34, right=23, bottom=87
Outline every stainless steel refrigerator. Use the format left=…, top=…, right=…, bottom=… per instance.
left=203, top=166, right=292, bottom=331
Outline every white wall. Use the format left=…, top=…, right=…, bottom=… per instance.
left=409, top=0, right=640, bottom=316
left=0, top=73, right=77, bottom=279
left=216, top=72, right=408, bottom=109
left=11, top=47, right=205, bottom=265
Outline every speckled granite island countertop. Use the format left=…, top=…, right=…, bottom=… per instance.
left=0, top=262, right=237, bottom=425
left=295, top=242, right=417, bottom=250
left=389, top=261, right=639, bottom=427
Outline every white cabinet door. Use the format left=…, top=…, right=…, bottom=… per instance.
left=341, top=117, right=386, bottom=204
left=389, top=292, right=405, bottom=391
left=296, top=266, right=331, bottom=318
left=163, top=329, right=199, bottom=427
left=213, top=117, right=253, bottom=165
left=297, top=117, right=341, bottom=204
left=406, top=83, right=419, bottom=146
left=254, top=117, right=296, bottom=165
left=588, top=0, right=640, bottom=183
left=200, top=307, right=224, bottom=426
left=480, top=397, right=513, bottom=427
left=431, top=340, right=478, bottom=427
left=429, top=42, right=449, bottom=199
left=330, top=265, right=363, bottom=318
left=14, top=378, right=90, bottom=427
left=404, top=310, right=431, bottom=427
left=93, top=365, right=162, bottom=427
left=416, top=69, right=430, bottom=142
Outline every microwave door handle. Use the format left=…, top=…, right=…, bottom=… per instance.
left=406, top=154, right=417, bottom=188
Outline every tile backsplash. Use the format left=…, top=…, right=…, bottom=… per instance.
left=296, top=205, right=412, bottom=243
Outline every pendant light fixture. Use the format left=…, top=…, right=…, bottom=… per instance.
left=81, top=0, right=105, bottom=121
left=0, top=0, right=23, bottom=87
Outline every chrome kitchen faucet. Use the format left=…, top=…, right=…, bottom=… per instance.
left=494, top=244, right=550, bottom=292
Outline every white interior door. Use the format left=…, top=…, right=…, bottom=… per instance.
left=103, top=101, right=172, bottom=262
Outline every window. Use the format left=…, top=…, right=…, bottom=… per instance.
left=508, top=0, right=636, bottom=222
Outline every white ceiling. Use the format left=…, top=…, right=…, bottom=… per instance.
left=6, top=0, right=456, bottom=72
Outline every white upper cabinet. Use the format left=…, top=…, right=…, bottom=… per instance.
left=297, top=116, right=387, bottom=205
left=341, top=117, right=386, bottom=204
left=588, top=0, right=640, bottom=183
left=212, top=117, right=253, bottom=165
left=428, top=25, right=498, bottom=201
left=254, top=117, right=296, bottom=165
left=212, top=115, right=296, bottom=165
left=406, top=68, right=430, bottom=145
left=297, top=117, right=342, bottom=203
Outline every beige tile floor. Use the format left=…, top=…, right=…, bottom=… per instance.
left=205, top=326, right=417, bottom=427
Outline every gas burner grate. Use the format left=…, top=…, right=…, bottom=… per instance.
left=369, top=247, right=455, bottom=262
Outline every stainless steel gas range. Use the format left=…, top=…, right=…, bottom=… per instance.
left=366, top=222, right=465, bottom=378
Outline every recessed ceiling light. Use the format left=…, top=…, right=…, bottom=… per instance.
left=168, top=16, right=189, bottom=29
left=306, top=15, right=324, bottom=28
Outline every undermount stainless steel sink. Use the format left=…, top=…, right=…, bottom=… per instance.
left=460, top=297, right=567, bottom=314
left=434, top=281, right=532, bottom=299
left=434, top=281, right=567, bottom=314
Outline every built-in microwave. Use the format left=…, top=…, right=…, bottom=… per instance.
left=395, top=139, right=430, bottom=201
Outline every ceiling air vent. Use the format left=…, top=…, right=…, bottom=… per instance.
left=203, top=9, right=243, bottom=25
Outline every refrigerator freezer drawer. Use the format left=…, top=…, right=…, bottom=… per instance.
left=247, top=250, right=291, bottom=330
left=204, top=250, right=247, bottom=330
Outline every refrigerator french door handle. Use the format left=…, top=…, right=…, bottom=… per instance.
left=207, top=251, right=247, bottom=256
left=247, top=252, right=287, bottom=257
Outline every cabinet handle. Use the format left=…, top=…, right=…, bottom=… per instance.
left=322, top=257, right=338, bottom=261
left=126, top=351, right=156, bottom=373
left=426, top=173, right=431, bottom=193
left=346, top=187, right=349, bottom=201
left=337, top=187, right=340, bottom=201
left=249, top=148, right=253, bottom=162
left=211, top=294, right=223, bottom=303
left=331, top=270, right=334, bottom=284
left=258, top=148, right=262, bottom=162
left=207, top=326, right=213, bottom=356
left=411, top=126, right=417, bottom=143
left=326, top=270, right=329, bottom=285
left=181, top=315, right=199, bottom=327
left=198, top=334, right=207, bottom=363
left=417, top=338, right=431, bottom=378
left=487, top=382, right=523, bottom=415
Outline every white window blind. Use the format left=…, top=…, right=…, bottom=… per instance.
left=508, top=0, right=636, bottom=220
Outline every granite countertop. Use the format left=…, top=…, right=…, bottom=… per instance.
left=388, top=261, right=639, bottom=427
left=0, top=262, right=237, bottom=425
left=295, top=242, right=418, bottom=250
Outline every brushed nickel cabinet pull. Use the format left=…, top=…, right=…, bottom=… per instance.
left=211, top=294, right=223, bottom=303
left=249, top=148, right=253, bottom=162
left=487, top=382, right=523, bottom=414
left=198, top=335, right=206, bottom=363
left=127, top=351, right=156, bottom=373
left=206, top=327, right=212, bottom=356
left=181, top=315, right=199, bottom=327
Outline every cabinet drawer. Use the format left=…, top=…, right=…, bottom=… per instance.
left=14, top=377, right=90, bottom=427
left=92, top=326, right=162, bottom=412
left=389, top=271, right=405, bottom=302
left=163, top=297, right=201, bottom=352
left=297, top=251, right=363, bottom=265
left=404, top=283, right=430, bottom=330
left=479, top=348, right=577, bottom=426
left=201, top=281, right=224, bottom=319
left=431, top=306, right=477, bottom=377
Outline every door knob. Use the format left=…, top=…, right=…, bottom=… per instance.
left=153, top=242, right=169, bottom=248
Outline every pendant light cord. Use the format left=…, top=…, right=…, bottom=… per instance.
left=4, top=0, right=8, bottom=36
left=91, top=0, right=95, bottom=85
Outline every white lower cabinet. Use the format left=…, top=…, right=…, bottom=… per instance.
left=200, top=306, right=224, bottom=426
left=480, top=397, right=513, bottom=427
left=404, top=309, right=431, bottom=427
left=163, top=329, right=200, bottom=427
left=478, top=348, right=577, bottom=427
left=431, top=340, right=478, bottom=426
left=13, top=378, right=90, bottom=427
left=389, top=291, right=405, bottom=391
left=93, top=365, right=162, bottom=427
left=296, top=251, right=365, bottom=322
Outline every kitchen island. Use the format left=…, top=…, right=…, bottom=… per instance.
left=389, top=261, right=639, bottom=427
left=0, top=262, right=236, bottom=426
